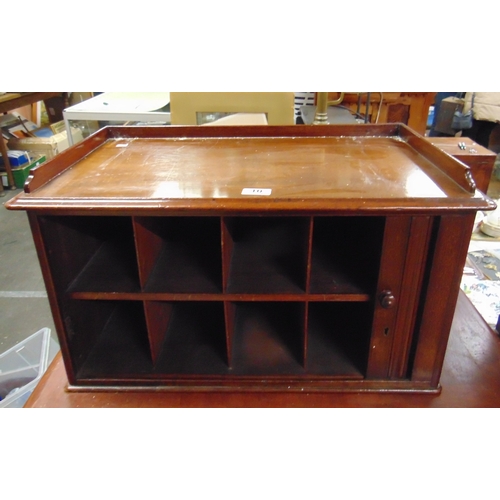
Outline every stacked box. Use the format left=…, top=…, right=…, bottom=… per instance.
left=1, top=155, right=46, bottom=188
left=7, top=127, right=83, bottom=160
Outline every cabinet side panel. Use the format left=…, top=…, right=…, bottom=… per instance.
left=26, top=213, right=77, bottom=384
left=411, top=214, right=475, bottom=385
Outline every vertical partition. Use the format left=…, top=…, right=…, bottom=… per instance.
left=221, top=218, right=234, bottom=294
left=223, top=301, right=236, bottom=367
left=143, top=301, right=173, bottom=363
left=133, top=217, right=165, bottom=290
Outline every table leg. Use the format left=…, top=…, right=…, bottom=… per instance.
left=0, top=134, right=15, bottom=190
left=63, top=113, right=74, bottom=146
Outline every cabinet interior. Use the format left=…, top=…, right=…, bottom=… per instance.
left=39, top=214, right=388, bottom=382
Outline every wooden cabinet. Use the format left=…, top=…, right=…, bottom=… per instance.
left=6, top=124, right=494, bottom=393
left=327, top=92, right=436, bottom=135
left=428, top=137, right=497, bottom=194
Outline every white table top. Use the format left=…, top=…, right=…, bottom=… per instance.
left=63, top=92, right=171, bottom=145
left=64, top=92, right=170, bottom=115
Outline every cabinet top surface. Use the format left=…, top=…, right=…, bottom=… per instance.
left=7, top=125, right=494, bottom=213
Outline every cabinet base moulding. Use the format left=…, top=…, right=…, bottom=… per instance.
left=66, top=381, right=442, bottom=394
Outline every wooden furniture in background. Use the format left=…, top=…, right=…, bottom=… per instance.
left=429, top=137, right=497, bottom=194
left=6, top=124, right=493, bottom=394
left=170, top=92, right=295, bottom=125
left=0, top=92, right=64, bottom=192
left=326, top=92, right=436, bottom=135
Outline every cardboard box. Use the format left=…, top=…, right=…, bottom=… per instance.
left=1, top=154, right=46, bottom=188
left=7, top=127, right=83, bottom=160
left=170, top=92, right=295, bottom=125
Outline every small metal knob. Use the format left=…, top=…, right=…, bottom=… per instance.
left=379, top=290, right=395, bottom=309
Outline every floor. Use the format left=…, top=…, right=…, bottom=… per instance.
left=0, top=187, right=58, bottom=353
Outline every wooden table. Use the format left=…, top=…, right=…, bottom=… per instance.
left=327, top=92, right=436, bottom=135
left=0, top=92, right=62, bottom=192
left=24, top=291, right=500, bottom=407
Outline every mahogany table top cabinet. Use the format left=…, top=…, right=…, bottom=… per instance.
left=6, top=123, right=495, bottom=395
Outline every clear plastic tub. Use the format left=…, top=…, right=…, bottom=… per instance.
left=0, top=328, right=58, bottom=408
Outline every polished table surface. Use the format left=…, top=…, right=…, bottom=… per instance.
left=25, top=291, right=500, bottom=407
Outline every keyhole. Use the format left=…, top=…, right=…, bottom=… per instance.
left=384, top=327, right=390, bottom=337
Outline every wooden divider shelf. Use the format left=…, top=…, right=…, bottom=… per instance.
left=7, top=124, right=495, bottom=393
